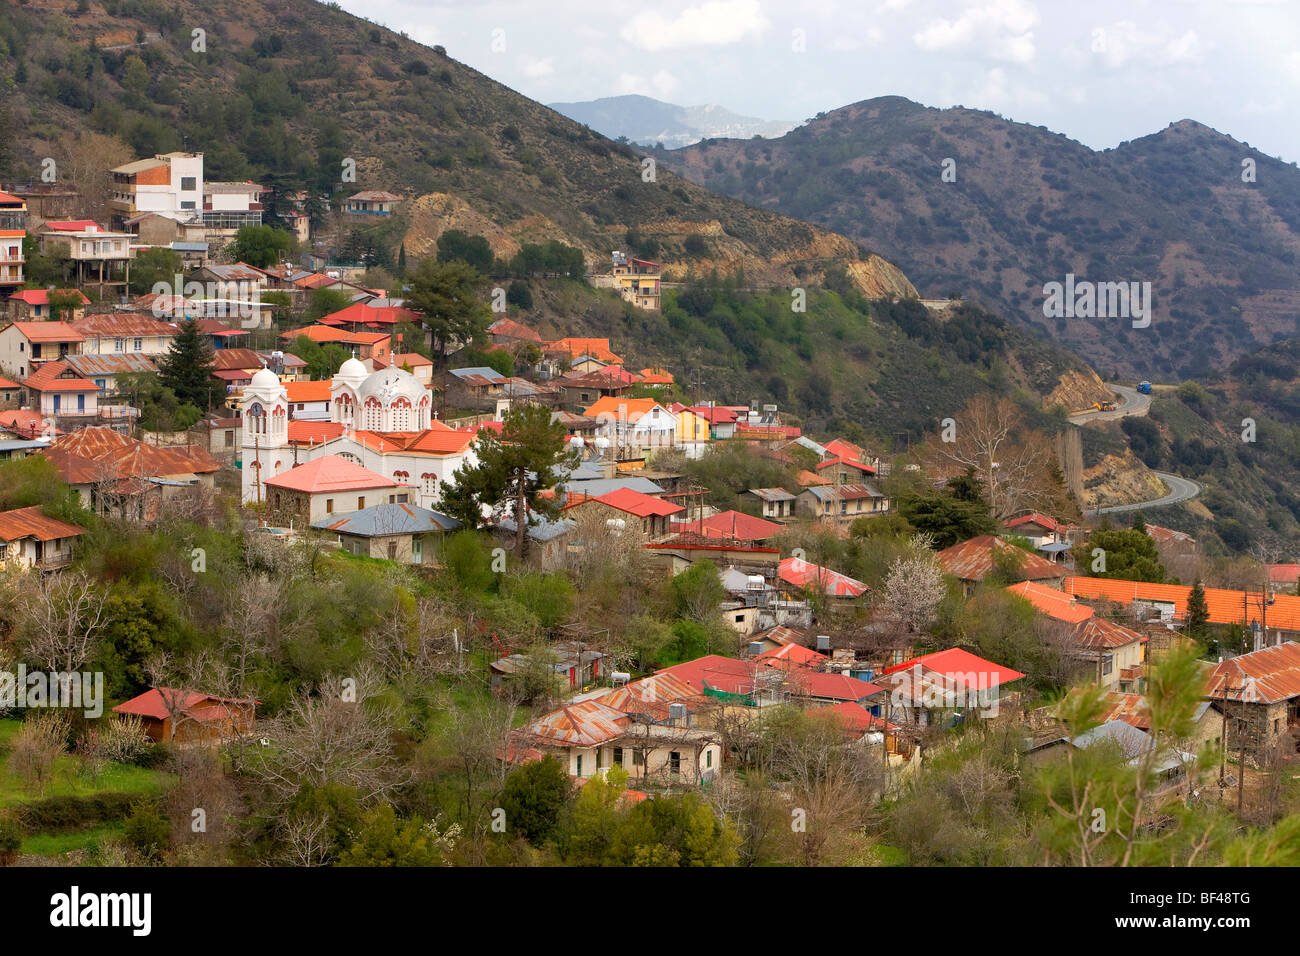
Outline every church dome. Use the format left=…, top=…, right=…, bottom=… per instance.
left=357, top=365, right=427, bottom=407
left=337, top=357, right=367, bottom=381
left=250, top=367, right=280, bottom=389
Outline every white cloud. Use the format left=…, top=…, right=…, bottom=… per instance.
left=913, top=0, right=1039, bottom=62
left=519, top=55, right=555, bottom=78
left=621, top=0, right=770, bottom=52
left=616, top=69, right=683, bottom=101
left=832, top=26, right=884, bottom=52
left=1091, top=21, right=1205, bottom=68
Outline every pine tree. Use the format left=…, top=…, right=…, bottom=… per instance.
left=397, top=243, right=407, bottom=277
left=1131, top=510, right=1146, bottom=534
left=1186, top=578, right=1210, bottom=639
left=157, top=318, right=217, bottom=411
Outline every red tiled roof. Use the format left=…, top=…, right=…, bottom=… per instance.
left=9, top=289, right=91, bottom=306
left=577, top=486, right=684, bottom=519
left=281, top=324, right=352, bottom=343
left=319, top=302, right=419, bottom=327
left=1005, top=580, right=1094, bottom=623
left=264, top=454, right=398, bottom=493
left=1063, top=577, right=1300, bottom=633
left=778, top=556, right=867, bottom=598
left=815, top=455, right=876, bottom=474
left=287, top=421, right=346, bottom=444
left=113, top=687, right=256, bottom=722
left=825, top=701, right=898, bottom=735
left=1267, top=564, right=1300, bottom=586
left=21, top=361, right=100, bottom=393
left=9, top=321, right=83, bottom=343
left=284, top=380, right=334, bottom=403
left=352, top=428, right=475, bottom=456
left=1004, top=512, right=1062, bottom=532
left=877, top=647, right=1026, bottom=694
left=488, top=318, right=542, bottom=342
left=0, top=506, right=85, bottom=542
left=670, top=510, right=783, bottom=541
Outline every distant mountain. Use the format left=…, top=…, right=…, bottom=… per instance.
left=548, top=95, right=797, bottom=149
left=659, top=96, right=1300, bottom=379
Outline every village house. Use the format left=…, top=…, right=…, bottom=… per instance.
left=0, top=321, right=84, bottom=381
left=611, top=252, right=661, bottom=310
left=6, top=289, right=91, bottom=323
left=494, top=514, right=578, bottom=571
left=21, top=361, right=102, bottom=425
left=438, top=366, right=510, bottom=411
left=109, top=152, right=205, bottom=228
left=815, top=455, right=878, bottom=485
left=1204, top=641, right=1300, bottom=760
left=201, top=181, right=265, bottom=234
left=35, top=221, right=134, bottom=296
left=874, top=647, right=1026, bottom=727
left=742, top=487, right=797, bottom=520
left=40, top=427, right=220, bottom=520
left=563, top=486, right=684, bottom=540
left=795, top=482, right=890, bottom=523
left=1063, top=576, right=1300, bottom=649
left=0, top=190, right=27, bottom=294
left=490, top=642, right=608, bottom=697
left=343, top=190, right=402, bottom=216
left=777, top=556, right=868, bottom=604
left=671, top=510, right=784, bottom=542
left=937, top=534, right=1066, bottom=594
left=311, top=501, right=461, bottom=565
left=0, top=505, right=85, bottom=570
left=557, top=369, right=636, bottom=407
left=264, top=454, right=411, bottom=526
left=688, top=404, right=739, bottom=440
left=582, top=396, right=678, bottom=457
left=70, top=313, right=178, bottom=356
left=113, top=687, right=256, bottom=746
left=1025, top=719, right=1196, bottom=799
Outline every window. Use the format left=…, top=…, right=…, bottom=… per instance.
left=735, top=614, right=745, bottom=623
left=181, top=177, right=196, bottom=191
left=575, top=754, right=583, bottom=777
left=669, top=751, right=681, bottom=774
left=326, top=499, right=334, bottom=514
left=706, top=750, right=712, bottom=769
left=387, top=542, right=397, bottom=560
left=114, top=338, right=124, bottom=352
left=180, top=201, right=195, bottom=210
left=224, top=430, right=234, bottom=447
left=613, top=747, right=624, bottom=767
left=595, top=749, right=603, bottom=770
left=357, top=497, right=365, bottom=510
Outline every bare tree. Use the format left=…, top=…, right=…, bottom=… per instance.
left=929, top=395, right=1063, bottom=519
left=251, top=670, right=409, bottom=807
left=18, top=569, right=109, bottom=674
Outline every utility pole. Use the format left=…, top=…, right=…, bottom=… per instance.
left=514, top=465, right=527, bottom=559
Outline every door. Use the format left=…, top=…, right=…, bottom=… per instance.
left=52, top=394, right=60, bottom=413
left=411, top=537, right=422, bottom=564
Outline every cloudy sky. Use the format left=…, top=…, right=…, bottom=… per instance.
left=335, top=0, right=1300, bottom=162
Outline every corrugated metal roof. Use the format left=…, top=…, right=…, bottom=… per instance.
left=1064, top=576, right=1300, bottom=632
left=0, top=505, right=85, bottom=542
left=311, top=502, right=460, bottom=536
left=938, top=535, right=1063, bottom=582
left=1206, top=642, right=1300, bottom=704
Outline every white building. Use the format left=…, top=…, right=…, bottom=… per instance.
left=240, top=359, right=479, bottom=509
left=110, top=152, right=205, bottom=227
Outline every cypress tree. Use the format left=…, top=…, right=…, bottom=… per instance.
left=157, top=317, right=217, bottom=411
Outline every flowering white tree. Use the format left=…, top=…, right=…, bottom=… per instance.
left=882, top=541, right=946, bottom=634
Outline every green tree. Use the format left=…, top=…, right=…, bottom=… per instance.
left=405, top=259, right=491, bottom=366
left=303, top=287, right=353, bottom=322
left=1186, top=578, right=1210, bottom=639
left=229, top=224, right=294, bottom=269
left=292, top=336, right=351, bottom=380
left=670, top=559, right=726, bottom=622
left=337, top=805, right=458, bottom=866
left=115, top=371, right=201, bottom=432
left=1073, top=528, right=1165, bottom=582
left=129, top=247, right=183, bottom=296
left=437, top=404, right=573, bottom=555
left=608, top=792, right=739, bottom=867
left=499, top=756, right=572, bottom=846
left=155, top=318, right=217, bottom=410
left=436, top=229, right=493, bottom=272
left=506, top=279, right=533, bottom=310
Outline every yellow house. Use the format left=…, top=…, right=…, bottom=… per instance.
left=611, top=252, right=661, bottom=310
left=671, top=404, right=711, bottom=443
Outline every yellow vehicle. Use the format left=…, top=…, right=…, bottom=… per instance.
left=1089, top=400, right=1118, bottom=412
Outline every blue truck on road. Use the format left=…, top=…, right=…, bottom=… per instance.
left=1137, top=381, right=1152, bottom=395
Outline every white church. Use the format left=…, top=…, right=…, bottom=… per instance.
left=240, top=358, right=480, bottom=509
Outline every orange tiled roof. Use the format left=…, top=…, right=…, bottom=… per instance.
left=1005, top=580, right=1094, bottom=623
left=1063, top=576, right=1300, bottom=632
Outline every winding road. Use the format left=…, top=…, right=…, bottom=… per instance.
left=1069, top=382, right=1203, bottom=516
left=1067, top=382, right=1151, bottom=425
left=1085, top=471, right=1204, bottom=517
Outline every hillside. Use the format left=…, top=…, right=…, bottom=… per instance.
left=658, top=96, right=1300, bottom=379
left=548, top=95, right=797, bottom=149
left=0, top=0, right=903, bottom=293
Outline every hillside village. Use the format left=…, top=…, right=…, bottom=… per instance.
left=0, top=4, right=1298, bottom=875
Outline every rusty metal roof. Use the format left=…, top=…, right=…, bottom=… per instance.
left=519, top=700, right=629, bottom=748
left=938, top=535, right=1062, bottom=582
left=1071, top=616, right=1143, bottom=650
left=1206, top=642, right=1300, bottom=704
left=0, top=505, right=85, bottom=542
left=42, top=426, right=219, bottom=484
